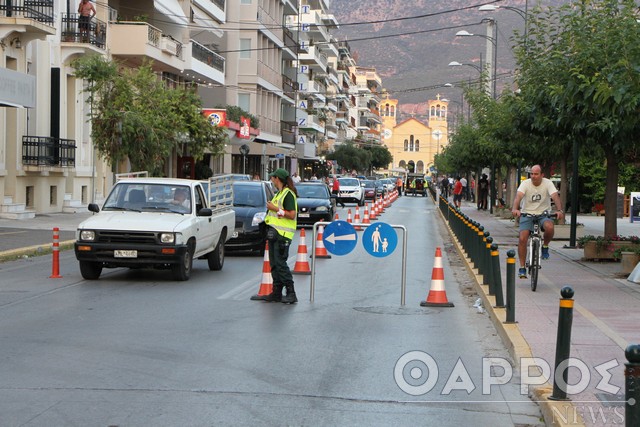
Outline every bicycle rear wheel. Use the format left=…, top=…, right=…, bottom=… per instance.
left=530, top=238, right=539, bottom=291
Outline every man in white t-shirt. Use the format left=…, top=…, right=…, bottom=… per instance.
left=511, top=165, right=564, bottom=279
left=460, top=176, right=467, bottom=200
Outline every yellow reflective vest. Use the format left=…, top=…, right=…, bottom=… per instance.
left=265, top=187, right=297, bottom=239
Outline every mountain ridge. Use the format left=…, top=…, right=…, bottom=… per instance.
left=330, top=0, right=562, bottom=117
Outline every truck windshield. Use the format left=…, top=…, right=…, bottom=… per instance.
left=103, top=183, right=191, bottom=214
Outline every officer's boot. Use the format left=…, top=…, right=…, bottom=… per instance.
left=281, top=283, right=298, bottom=304
left=263, top=284, right=283, bottom=302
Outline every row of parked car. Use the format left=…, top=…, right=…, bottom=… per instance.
left=224, top=176, right=399, bottom=256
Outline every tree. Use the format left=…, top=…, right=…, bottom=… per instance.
left=326, top=142, right=371, bottom=174
left=514, top=0, right=640, bottom=237
left=72, top=55, right=227, bottom=174
left=364, top=144, right=393, bottom=172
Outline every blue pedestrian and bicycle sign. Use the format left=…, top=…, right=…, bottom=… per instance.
left=362, top=222, right=397, bottom=257
left=323, top=220, right=357, bottom=256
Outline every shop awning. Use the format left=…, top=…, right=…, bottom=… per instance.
left=0, top=68, right=36, bottom=108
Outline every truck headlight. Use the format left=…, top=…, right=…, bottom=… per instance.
left=160, top=233, right=175, bottom=244
left=80, top=230, right=95, bottom=241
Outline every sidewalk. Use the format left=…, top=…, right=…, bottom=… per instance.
left=448, top=198, right=640, bottom=427
left=0, top=211, right=92, bottom=258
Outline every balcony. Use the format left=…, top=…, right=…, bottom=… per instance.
left=257, top=6, right=283, bottom=43
left=282, top=75, right=296, bottom=100
left=299, top=45, right=328, bottom=70
left=109, top=22, right=184, bottom=72
left=0, top=0, right=55, bottom=37
left=282, top=27, right=297, bottom=59
left=0, top=0, right=53, bottom=24
left=22, top=136, right=76, bottom=167
left=182, top=40, right=225, bottom=85
left=60, top=13, right=106, bottom=49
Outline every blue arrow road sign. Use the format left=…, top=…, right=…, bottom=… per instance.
left=362, top=222, right=397, bottom=257
left=323, top=220, right=357, bottom=256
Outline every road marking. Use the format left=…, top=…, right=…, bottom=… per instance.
left=217, top=253, right=299, bottom=300
left=0, top=231, right=28, bottom=236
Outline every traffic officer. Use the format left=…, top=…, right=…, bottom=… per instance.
left=264, top=168, right=299, bottom=304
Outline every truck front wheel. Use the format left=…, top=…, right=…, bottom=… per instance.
left=208, top=232, right=226, bottom=271
left=79, top=261, right=102, bottom=280
left=172, top=246, right=193, bottom=281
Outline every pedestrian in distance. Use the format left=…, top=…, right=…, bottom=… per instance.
left=264, top=168, right=299, bottom=303
left=396, top=176, right=403, bottom=197
left=478, top=174, right=489, bottom=210
left=332, top=177, right=344, bottom=208
left=440, top=175, right=450, bottom=199
left=78, top=0, right=96, bottom=43
left=511, top=165, right=564, bottom=279
left=460, top=176, right=468, bottom=200
left=452, top=176, right=463, bottom=208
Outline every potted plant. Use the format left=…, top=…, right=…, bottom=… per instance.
left=578, top=235, right=640, bottom=261
left=613, top=245, right=640, bottom=275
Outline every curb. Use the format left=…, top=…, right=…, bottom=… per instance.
left=437, top=202, right=586, bottom=427
left=0, top=239, right=76, bottom=262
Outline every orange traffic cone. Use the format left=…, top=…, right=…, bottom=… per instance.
left=250, top=241, right=273, bottom=300
left=313, top=224, right=332, bottom=259
left=346, top=209, right=353, bottom=224
left=292, top=229, right=311, bottom=275
left=363, top=203, right=371, bottom=224
left=353, top=206, right=362, bottom=230
left=420, top=247, right=454, bottom=307
left=334, top=212, right=340, bottom=221
left=370, top=202, right=377, bottom=220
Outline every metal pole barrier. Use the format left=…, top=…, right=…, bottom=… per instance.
left=625, top=344, right=640, bottom=427
left=491, top=244, right=505, bottom=308
left=505, top=249, right=516, bottom=323
left=485, top=236, right=494, bottom=290
left=549, top=286, right=574, bottom=401
left=50, top=227, right=63, bottom=279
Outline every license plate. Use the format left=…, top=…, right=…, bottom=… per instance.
left=339, top=192, right=350, bottom=197
left=299, top=213, right=310, bottom=218
left=232, top=231, right=239, bottom=238
left=114, top=250, right=137, bottom=258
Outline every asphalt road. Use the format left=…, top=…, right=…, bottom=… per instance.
left=0, top=196, right=543, bottom=426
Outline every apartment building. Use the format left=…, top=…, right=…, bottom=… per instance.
left=0, top=0, right=227, bottom=217
left=0, top=0, right=362, bottom=215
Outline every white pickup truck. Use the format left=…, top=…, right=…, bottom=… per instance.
left=74, top=176, right=235, bottom=281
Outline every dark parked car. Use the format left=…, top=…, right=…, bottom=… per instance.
left=225, top=181, right=274, bottom=255
left=295, top=182, right=336, bottom=225
left=362, top=180, right=385, bottom=200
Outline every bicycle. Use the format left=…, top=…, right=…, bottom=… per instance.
left=521, top=211, right=557, bottom=292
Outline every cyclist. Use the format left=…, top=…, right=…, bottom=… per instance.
left=511, top=165, right=564, bottom=278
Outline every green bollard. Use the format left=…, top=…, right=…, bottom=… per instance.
left=505, top=249, right=516, bottom=323
left=549, top=286, right=574, bottom=401
left=491, top=244, right=505, bottom=308
left=625, top=344, right=640, bottom=427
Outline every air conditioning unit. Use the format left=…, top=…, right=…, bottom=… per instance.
left=160, top=37, right=178, bottom=56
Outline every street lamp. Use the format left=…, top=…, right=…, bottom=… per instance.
left=479, top=2, right=528, bottom=40
left=455, top=19, right=498, bottom=99
left=448, top=61, right=483, bottom=73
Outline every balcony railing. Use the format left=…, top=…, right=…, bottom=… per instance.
left=0, top=0, right=54, bottom=24
left=61, top=13, right=107, bottom=48
left=191, top=40, right=224, bottom=72
left=22, top=136, right=76, bottom=167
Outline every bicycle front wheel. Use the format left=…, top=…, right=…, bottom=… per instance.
left=530, top=238, right=539, bottom=291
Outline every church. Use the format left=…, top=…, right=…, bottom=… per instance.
left=380, top=94, right=449, bottom=176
